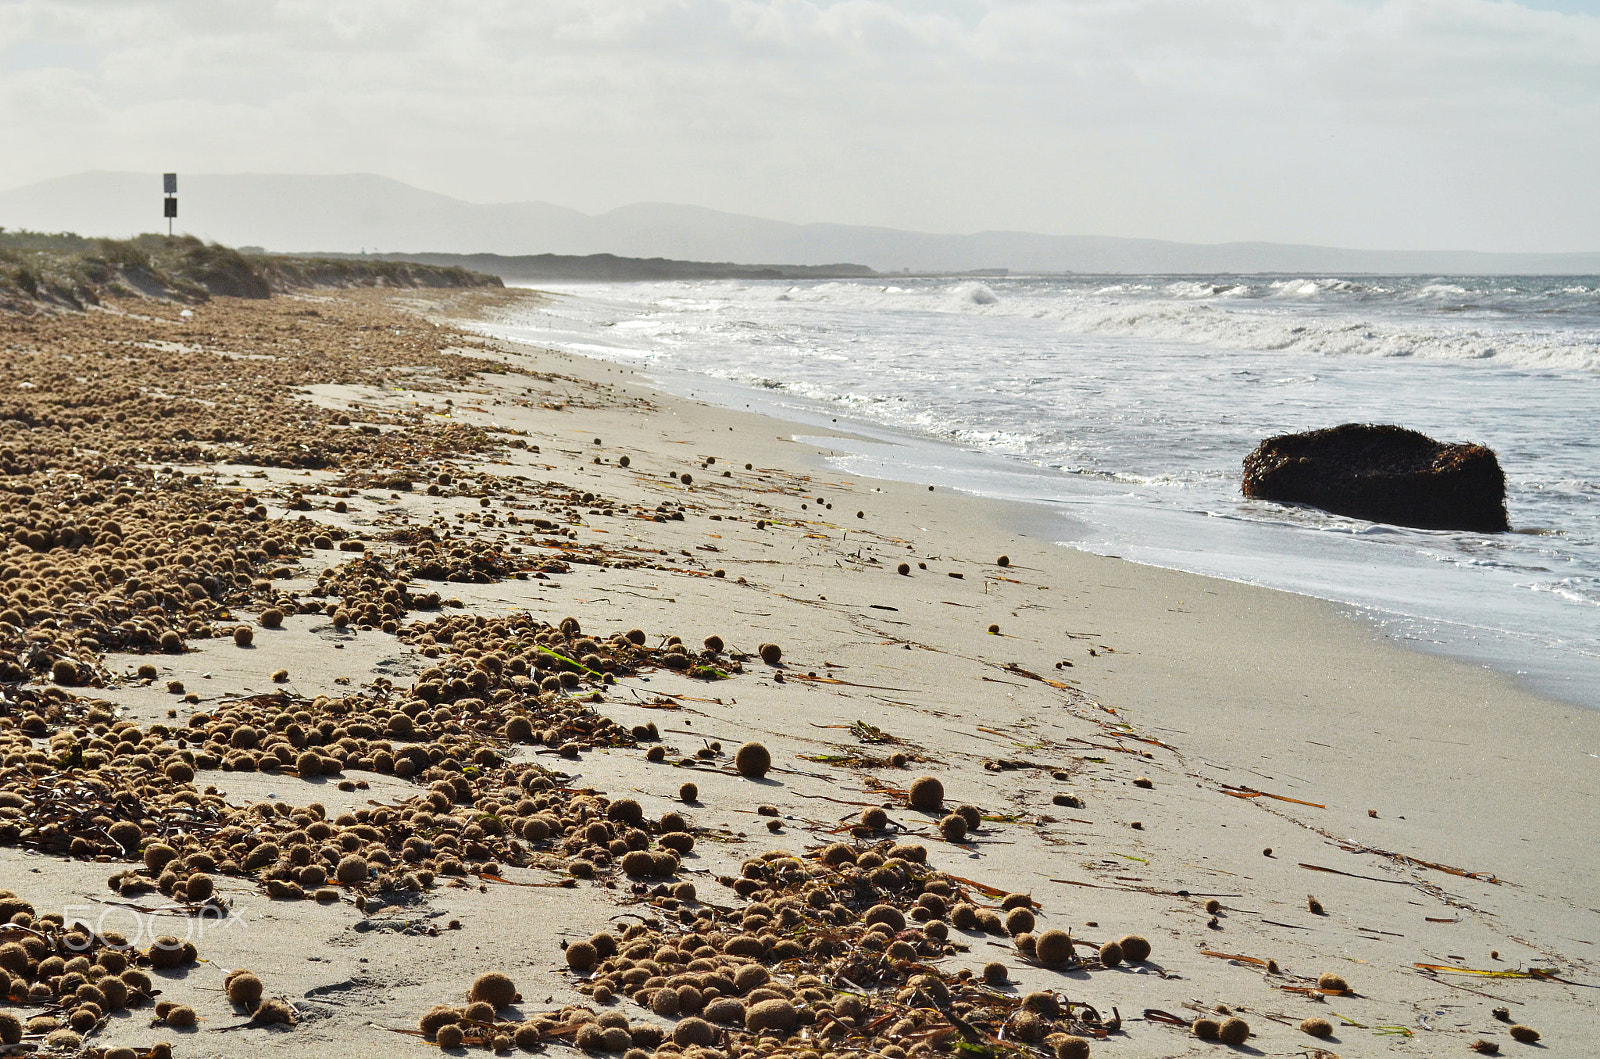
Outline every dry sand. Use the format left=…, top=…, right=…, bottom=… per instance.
left=0, top=287, right=1594, bottom=1059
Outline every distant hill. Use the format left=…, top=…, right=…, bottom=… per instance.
left=347, top=251, right=876, bottom=282
left=5, top=172, right=1600, bottom=275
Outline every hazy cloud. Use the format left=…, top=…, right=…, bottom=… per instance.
left=1, top=0, right=1596, bottom=250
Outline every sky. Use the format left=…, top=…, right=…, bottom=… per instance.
left=1, top=0, right=1597, bottom=252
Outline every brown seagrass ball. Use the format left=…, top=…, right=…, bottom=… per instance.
left=565, top=941, right=598, bottom=972
left=225, top=971, right=263, bottom=1008
left=1218, top=1017, right=1250, bottom=1046
left=908, top=775, right=944, bottom=812
left=1117, top=935, right=1151, bottom=962
left=1034, top=929, right=1072, bottom=965
left=469, top=972, right=517, bottom=1009
left=735, top=742, right=771, bottom=778
left=1052, top=1037, right=1090, bottom=1059
left=1300, top=1017, right=1333, bottom=1038
left=1317, top=972, right=1348, bottom=994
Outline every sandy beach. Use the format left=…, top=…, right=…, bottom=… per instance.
left=0, top=286, right=1595, bottom=1059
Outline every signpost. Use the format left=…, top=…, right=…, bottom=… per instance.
left=162, top=174, right=177, bottom=236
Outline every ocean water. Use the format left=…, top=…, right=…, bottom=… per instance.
left=471, top=275, right=1600, bottom=707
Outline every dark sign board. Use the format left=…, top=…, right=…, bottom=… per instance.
left=164, top=198, right=178, bottom=218
left=163, top=173, right=177, bottom=194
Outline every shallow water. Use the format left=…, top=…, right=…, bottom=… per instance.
left=473, top=274, right=1600, bottom=707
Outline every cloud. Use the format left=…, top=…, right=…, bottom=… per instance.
left=1, top=0, right=1596, bottom=250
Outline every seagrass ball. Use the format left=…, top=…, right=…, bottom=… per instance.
left=1022, top=992, right=1059, bottom=1017
left=939, top=814, right=967, bottom=842
left=679, top=782, right=698, bottom=803
left=908, top=775, right=944, bottom=812
left=1316, top=971, right=1348, bottom=993
left=734, top=742, right=771, bottom=778
left=259, top=608, right=284, bottom=629
left=147, top=939, right=184, bottom=970
left=745, top=997, right=798, bottom=1033
left=1191, top=1018, right=1219, bottom=1040
left=1034, top=929, right=1072, bottom=965
left=108, top=821, right=143, bottom=850
left=982, top=962, right=1008, bottom=985
left=565, top=941, right=598, bottom=972
left=1300, top=1017, right=1332, bottom=1038
left=232, top=626, right=253, bottom=647
left=165, top=1005, right=196, bottom=1027
left=1508, top=1025, right=1540, bottom=1043
left=673, top=1017, right=715, bottom=1047
left=436, top=1024, right=464, bottom=1048
left=419, top=1006, right=459, bottom=1036
left=226, top=971, right=263, bottom=1008
left=1010, top=1011, right=1045, bottom=1042
left=1004, top=907, right=1035, bottom=935
left=1117, top=935, right=1151, bottom=962
left=1098, top=941, right=1123, bottom=967
left=1218, top=1017, right=1250, bottom=1045
left=758, top=643, right=782, bottom=665
left=1052, top=1037, right=1090, bottom=1059
left=704, top=998, right=745, bottom=1025
left=469, top=972, right=517, bottom=1009
left=334, top=855, right=368, bottom=884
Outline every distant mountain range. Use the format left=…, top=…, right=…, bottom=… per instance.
left=345, top=252, right=879, bottom=282
left=4, top=171, right=1599, bottom=276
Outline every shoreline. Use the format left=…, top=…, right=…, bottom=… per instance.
left=467, top=289, right=1600, bottom=713
left=0, top=287, right=1593, bottom=1058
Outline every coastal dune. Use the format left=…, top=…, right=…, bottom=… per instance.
left=0, top=287, right=1592, bottom=1057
